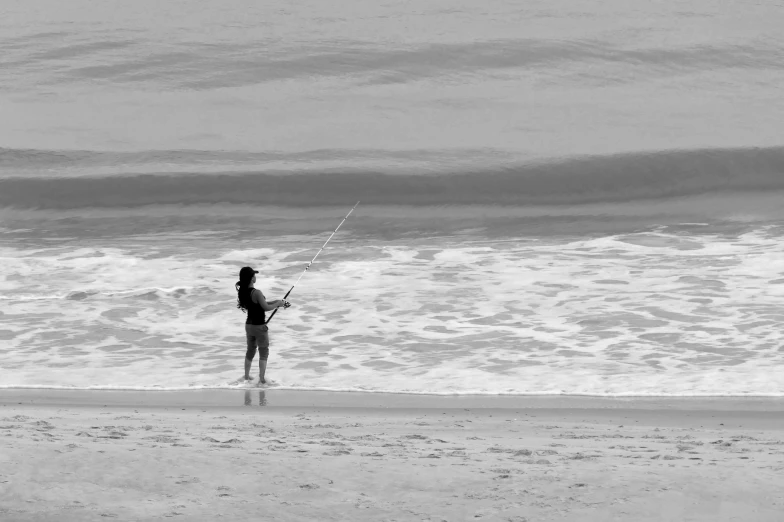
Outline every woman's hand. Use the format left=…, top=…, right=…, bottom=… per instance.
left=280, top=300, right=291, bottom=309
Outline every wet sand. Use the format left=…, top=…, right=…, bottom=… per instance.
left=1, top=391, right=783, bottom=521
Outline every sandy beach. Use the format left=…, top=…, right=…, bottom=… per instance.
left=3, top=2, right=784, bottom=521
left=1, top=392, right=783, bottom=521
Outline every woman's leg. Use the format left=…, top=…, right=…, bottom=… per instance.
left=257, top=327, right=270, bottom=383
left=258, top=346, right=269, bottom=383
left=245, top=326, right=258, bottom=380
left=258, top=360, right=267, bottom=384
left=244, top=357, right=253, bottom=380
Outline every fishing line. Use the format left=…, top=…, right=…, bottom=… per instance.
left=265, top=201, right=360, bottom=325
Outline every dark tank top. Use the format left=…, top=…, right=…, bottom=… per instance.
left=245, top=288, right=267, bottom=325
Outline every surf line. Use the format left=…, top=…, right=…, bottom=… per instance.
left=266, top=201, right=360, bottom=325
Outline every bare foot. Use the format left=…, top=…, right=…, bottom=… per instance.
left=259, top=376, right=267, bottom=384
left=244, top=375, right=251, bottom=381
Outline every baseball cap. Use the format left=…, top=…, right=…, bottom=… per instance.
left=239, top=266, right=258, bottom=281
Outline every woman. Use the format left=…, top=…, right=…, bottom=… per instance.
left=236, top=266, right=289, bottom=383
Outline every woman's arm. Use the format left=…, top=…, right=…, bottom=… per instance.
left=252, top=289, right=287, bottom=312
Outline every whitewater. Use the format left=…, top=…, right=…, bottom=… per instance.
left=2, top=0, right=784, bottom=396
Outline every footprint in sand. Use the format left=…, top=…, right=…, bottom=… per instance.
left=174, top=477, right=201, bottom=485
left=323, top=448, right=352, bottom=456
left=99, top=431, right=128, bottom=439
left=33, top=421, right=55, bottom=431
left=144, top=435, right=181, bottom=444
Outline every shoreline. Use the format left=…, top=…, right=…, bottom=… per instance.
left=3, top=390, right=784, bottom=433
left=3, top=388, right=784, bottom=411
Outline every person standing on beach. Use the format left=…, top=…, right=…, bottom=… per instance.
left=236, top=266, right=289, bottom=383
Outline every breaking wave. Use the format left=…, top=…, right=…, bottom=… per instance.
left=1, top=146, right=783, bottom=208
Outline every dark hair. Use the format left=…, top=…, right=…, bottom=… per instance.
left=236, top=267, right=257, bottom=312
left=236, top=280, right=253, bottom=312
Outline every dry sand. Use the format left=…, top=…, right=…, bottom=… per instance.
left=1, top=391, right=784, bottom=521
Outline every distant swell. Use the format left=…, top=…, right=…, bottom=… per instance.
left=1, top=146, right=783, bottom=208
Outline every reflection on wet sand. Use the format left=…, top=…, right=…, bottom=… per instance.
left=244, top=390, right=267, bottom=407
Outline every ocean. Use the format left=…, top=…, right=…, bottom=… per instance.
left=1, top=0, right=784, bottom=396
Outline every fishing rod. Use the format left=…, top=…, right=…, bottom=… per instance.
left=265, top=201, right=360, bottom=325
